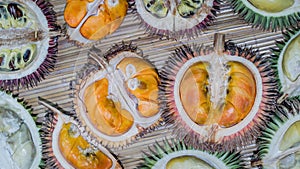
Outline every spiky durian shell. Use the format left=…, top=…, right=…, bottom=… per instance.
left=0, top=89, right=42, bottom=168
left=138, top=139, right=242, bottom=169
left=73, top=42, right=162, bottom=148
left=255, top=98, right=300, bottom=169
left=133, top=0, right=220, bottom=39
left=227, top=0, right=300, bottom=31
left=0, top=0, right=58, bottom=90
left=272, top=27, right=300, bottom=100
left=39, top=101, right=122, bottom=169
left=160, top=41, right=278, bottom=151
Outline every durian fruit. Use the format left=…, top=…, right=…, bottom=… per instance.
left=73, top=42, right=161, bottom=147
left=0, top=90, right=42, bottom=169
left=255, top=98, right=300, bottom=169
left=161, top=33, right=278, bottom=150
left=64, top=0, right=128, bottom=44
left=39, top=99, right=122, bottom=169
left=0, top=0, right=58, bottom=90
left=228, top=0, right=300, bottom=31
left=138, top=140, right=242, bottom=169
left=272, top=27, right=300, bottom=102
left=134, top=0, right=220, bottom=38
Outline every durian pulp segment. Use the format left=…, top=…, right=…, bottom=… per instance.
left=58, top=123, right=113, bottom=169
left=240, top=0, right=300, bottom=17
left=248, top=0, right=294, bottom=13
left=77, top=52, right=161, bottom=144
left=278, top=31, right=300, bottom=97
left=152, top=150, right=226, bottom=169
left=0, top=91, right=41, bottom=169
left=51, top=114, right=119, bottom=169
left=65, top=0, right=128, bottom=43
left=175, top=53, right=262, bottom=141
left=166, top=156, right=214, bottom=169
left=135, top=0, right=214, bottom=32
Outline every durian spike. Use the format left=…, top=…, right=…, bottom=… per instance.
left=277, top=93, right=288, bottom=104
left=89, top=48, right=109, bottom=70
left=68, top=0, right=104, bottom=40
left=38, top=97, right=67, bottom=123
left=214, top=33, right=225, bottom=55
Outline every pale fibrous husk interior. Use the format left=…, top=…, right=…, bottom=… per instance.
left=228, top=0, right=300, bottom=31
left=39, top=99, right=122, bottom=169
left=0, top=0, right=58, bottom=90
left=134, top=0, right=220, bottom=38
left=73, top=42, right=162, bottom=148
left=138, top=139, right=241, bottom=169
left=256, top=98, right=300, bottom=169
left=0, top=90, right=42, bottom=169
left=160, top=34, right=278, bottom=151
left=272, top=27, right=300, bottom=101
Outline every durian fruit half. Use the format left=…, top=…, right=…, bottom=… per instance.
left=228, top=0, right=300, bottom=31
left=161, top=33, right=278, bottom=150
left=73, top=42, right=161, bottom=147
left=255, top=98, right=300, bottom=169
left=0, top=0, right=58, bottom=90
left=134, top=0, right=220, bottom=38
left=64, top=0, right=128, bottom=44
left=0, top=90, right=42, bottom=169
left=138, top=140, right=242, bottom=169
left=39, top=99, right=122, bottom=169
left=272, top=27, right=300, bottom=102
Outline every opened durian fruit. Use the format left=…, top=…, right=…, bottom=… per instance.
left=73, top=42, right=162, bottom=147
left=227, top=0, right=300, bottom=31
left=39, top=99, right=122, bottom=169
left=160, top=33, right=278, bottom=150
left=253, top=98, right=300, bottom=169
left=64, top=0, right=128, bottom=44
left=138, top=139, right=242, bottom=169
left=0, top=90, right=42, bottom=169
left=272, top=27, right=300, bottom=102
left=0, top=0, right=58, bottom=90
left=134, top=0, right=220, bottom=38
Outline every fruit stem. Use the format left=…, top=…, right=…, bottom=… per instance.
left=213, top=33, right=225, bottom=56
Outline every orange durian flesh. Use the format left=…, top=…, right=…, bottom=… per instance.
left=80, top=0, right=128, bottom=40
left=64, top=1, right=88, bottom=28
left=58, top=123, right=113, bottom=169
left=180, top=62, right=210, bottom=125
left=84, top=78, right=134, bottom=136
left=117, top=57, right=160, bottom=117
left=219, top=62, right=256, bottom=127
left=180, top=61, right=256, bottom=128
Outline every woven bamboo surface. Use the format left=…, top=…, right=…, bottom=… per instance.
left=16, top=0, right=287, bottom=168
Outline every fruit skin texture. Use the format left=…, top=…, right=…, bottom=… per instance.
left=59, top=122, right=113, bottom=169
left=64, top=0, right=128, bottom=40
left=248, top=0, right=294, bottom=13
left=228, top=0, right=300, bottom=31
left=84, top=78, right=134, bottom=136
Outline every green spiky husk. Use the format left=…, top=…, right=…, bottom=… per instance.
left=228, top=0, right=300, bottom=31
left=255, top=98, right=300, bottom=168
left=271, top=27, right=300, bottom=99
left=137, top=139, right=242, bottom=169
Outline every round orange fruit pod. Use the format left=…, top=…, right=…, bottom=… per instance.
left=160, top=33, right=279, bottom=151
left=64, top=0, right=128, bottom=44
left=73, top=42, right=162, bottom=147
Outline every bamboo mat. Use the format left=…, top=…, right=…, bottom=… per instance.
left=16, top=0, right=287, bottom=168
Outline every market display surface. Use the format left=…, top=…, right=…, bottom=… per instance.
left=0, top=0, right=299, bottom=169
